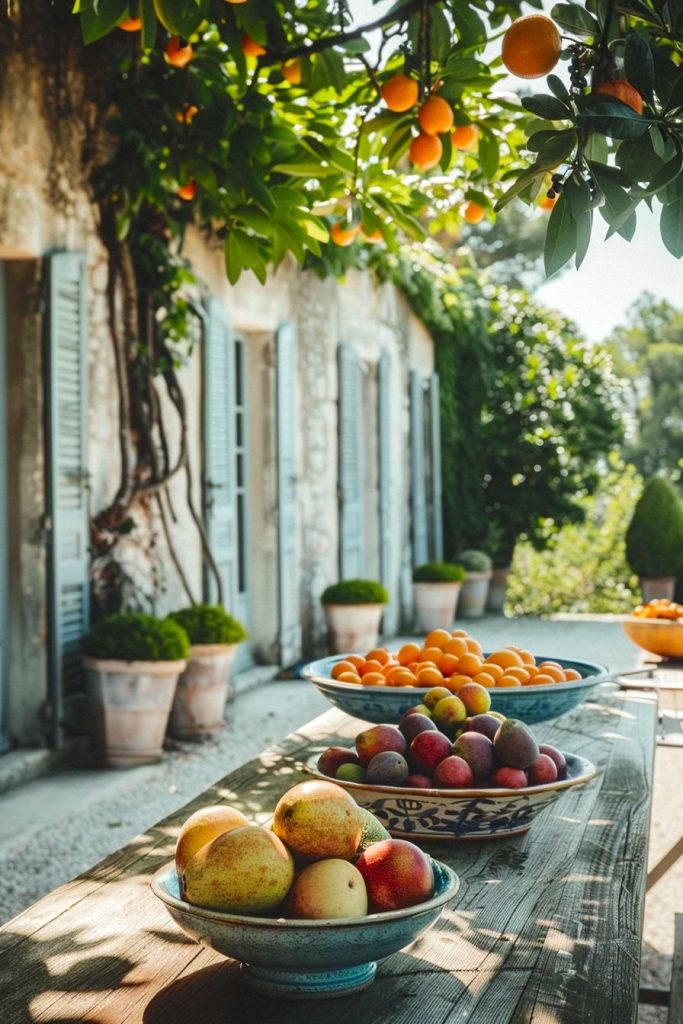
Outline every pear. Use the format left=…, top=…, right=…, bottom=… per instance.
left=286, top=859, right=368, bottom=919
left=184, top=825, right=294, bottom=914
left=175, top=805, right=249, bottom=875
left=272, top=780, right=363, bottom=859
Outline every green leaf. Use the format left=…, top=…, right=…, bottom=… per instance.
left=577, top=95, right=650, bottom=140
left=547, top=75, right=572, bottom=107
left=534, top=129, right=578, bottom=169
left=494, top=165, right=546, bottom=211
left=551, top=3, right=600, bottom=37
left=478, top=134, right=499, bottom=180
left=591, top=165, right=637, bottom=240
left=574, top=208, right=593, bottom=269
left=316, top=49, right=347, bottom=94
left=522, top=95, right=572, bottom=120
left=624, top=31, right=655, bottom=104
left=79, top=0, right=128, bottom=43
left=451, top=4, right=487, bottom=46
left=616, top=135, right=663, bottom=182
left=272, top=162, right=340, bottom=177
left=565, top=176, right=593, bottom=217
left=429, top=3, right=452, bottom=60
left=544, top=193, right=577, bottom=277
left=139, top=0, right=157, bottom=49
left=661, top=197, right=683, bottom=257
left=151, top=0, right=205, bottom=38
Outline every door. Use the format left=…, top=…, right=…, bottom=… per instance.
left=428, top=372, right=444, bottom=560
left=276, top=323, right=301, bottom=664
left=378, top=351, right=396, bottom=631
left=45, top=252, right=90, bottom=748
left=338, top=344, right=364, bottom=578
left=410, top=370, right=429, bottom=566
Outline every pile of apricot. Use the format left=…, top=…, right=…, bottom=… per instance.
left=633, top=599, right=683, bottom=621
left=329, top=628, right=583, bottom=690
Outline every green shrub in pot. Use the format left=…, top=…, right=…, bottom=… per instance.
left=321, top=579, right=389, bottom=605
left=82, top=612, right=190, bottom=663
left=625, top=477, right=683, bottom=601
left=413, top=562, right=466, bottom=584
left=320, top=579, right=388, bottom=654
left=167, top=604, right=247, bottom=646
left=454, top=550, right=493, bottom=574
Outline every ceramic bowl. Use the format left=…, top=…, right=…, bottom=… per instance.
left=151, top=859, right=459, bottom=999
left=305, top=752, right=596, bottom=841
left=622, top=617, right=683, bottom=659
left=302, top=654, right=609, bottom=724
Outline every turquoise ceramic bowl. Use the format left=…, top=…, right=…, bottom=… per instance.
left=305, top=752, right=596, bottom=841
left=151, top=859, right=459, bottom=999
left=302, top=654, right=609, bottom=724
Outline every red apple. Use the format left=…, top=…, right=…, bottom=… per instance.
left=433, top=755, right=474, bottom=788
left=539, top=743, right=567, bottom=778
left=355, top=838, right=434, bottom=911
left=317, top=746, right=361, bottom=778
left=355, top=724, right=407, bottom=765
left=528, top=753, right=558, bottom=785
left=493, top=766, right=529, bottom=789
left=408, top=730, right=452, bottom=774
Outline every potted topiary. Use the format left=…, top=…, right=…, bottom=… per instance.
left=320, top=579, right=389, bottom=654
left=82, top=612, right=189, bottom=768
left=454, top=550, right=493, bottom=619
left=413, top=562, right=467, bottom=633
left=166, top=604, right=248, bottom=739
left=625, top=477, right=683, bottom=602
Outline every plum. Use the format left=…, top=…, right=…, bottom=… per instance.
left=318, top=746, right=361, bottom=778
left=539, top=743, right=567, bottom=779
left=355, top=724, right=407, bottom=765
left=465, top=713, right=504, bottom=742
left=434, top=755, right=474, bottom=789
left=528, top=753, right=558, bottom=785
left=408, top=730, right=452, bottom=774
left=366, top=751, right=410, bottom=786
left=399, top=713, right=437, bottom=742
left=452, top=731, right=494, bottom=782
left=493, top=718, right=539, bottom=770
left=405, top=773, right=434, bottom=788
left=493, top=766, right=529, bottom=788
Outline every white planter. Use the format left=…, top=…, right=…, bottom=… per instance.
left=168, top=643, right=238, bottom=740
left=639, top=577, right=676, bottom=603
left=486, top=567, right=511, bottom=614
left=456, top=571, right=492, bottom=619
left=413, top=582, right=462, bottom=633
left=84, top=657, right=186, bottom=768
left=323, top=603, right=384, bottom=655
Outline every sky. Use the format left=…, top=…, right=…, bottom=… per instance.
left=349, top=0, right=683, bottom=343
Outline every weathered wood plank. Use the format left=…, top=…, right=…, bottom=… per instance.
left=670, top=914, right=683, bottom=1024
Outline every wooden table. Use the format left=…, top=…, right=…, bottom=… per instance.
left=0, top=683, right=657, bottom=1024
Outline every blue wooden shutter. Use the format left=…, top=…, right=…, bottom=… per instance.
left=276, top=323, right=301, bottom=664
left=378, top=352, right=395, bottom=629
left=0, top=266, right=8, bottom=752
left=203, top=298, right=237, bottom=611
left=338, top=344, right=364, bottom=579
left=410, top=370, right=428, bottom=566
left=46, top=252, right=90, bottom=747
left=429, top=372, right=444, bottom=560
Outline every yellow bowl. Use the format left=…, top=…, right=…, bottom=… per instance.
left=622, top=617, right=683, bottom=659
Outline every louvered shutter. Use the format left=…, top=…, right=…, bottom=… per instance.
left=378, top=352, right=395, bottom=629
left=0, top=268, right=8, bottom=752
left=46, top=252, right=90, bottom=747
left=203, top=298, right=237, bottom=611
left=276, top=323, right=301, bottom=664
left=429, top=373, right=444, bottom=560
left=338, top=344, right=364, bottom=579
left=410, top=370, right=428, bottom=566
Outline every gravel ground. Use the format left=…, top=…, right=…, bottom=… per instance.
left=0, top=617, right=679, bottom=1020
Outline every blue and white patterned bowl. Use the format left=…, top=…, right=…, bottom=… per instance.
left=305, top=751, right=596, bottom=841
left=302, top=654, right=609, bottom=724
left=151, top=859, right=459, bottom=998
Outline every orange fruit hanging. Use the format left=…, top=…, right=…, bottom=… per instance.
left=409, top=132, right=442, bottom=170
left=381, top=73, right=419, bottom=112
left=330, top=221, right=359, bottom=247
left=175, top=105, right=199, bottom=124
left=165, top=37, right=194, bottom=68
left=418, top=95, right=454, bottom=135
left=119, top=17, right=141, bottom=32
left=241, top=32, right=266, bottom=57
left=594, top=79, right=643, bottom=114
left=359, top=227, right=383, bottom=243
left=539, top=194, right=558, bottom=211
left=177, top=181, right=196, bottom=201
left=464, top=200, right=485, bottom=224
left=452, top=124, right=479, bottom=150
left=282, top=59, right=302, bottom=85
left=502, top=14, right=561, bottom=79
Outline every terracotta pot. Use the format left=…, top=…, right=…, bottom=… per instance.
left=639, top=577, right=676, bottom=603
left=322, top=603, right=384, bottom=655
left=84, top=657, right=186, bottom=768
left=167, top=643, right=238, bottom=740
left=413, top=582, right=462, bottom=633
left=455, top=571, right=492, bottom=619
left=486, top=567, right=511, bottom=614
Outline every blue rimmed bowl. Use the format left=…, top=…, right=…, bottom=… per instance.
left=305, top=752, right=596, bottom=841
left=302, top=654, right=609, bottom=724
left=151, top=859, right=459, bottom=999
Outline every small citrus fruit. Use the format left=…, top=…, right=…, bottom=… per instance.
left=409, top=132, right=442, bottom=170
left=452, top=124, right=478, bottom=150
left=502, top=14, right=561, bottom=79
left=241, top=32, right=266, bottom=57
left=464, top=201, right=485, bottom=224
left=177, top=181, right=196, bottom=201
left=165, top=37, right=193, bottom=68
left=381, top=73, right=419, bottom=112
left=595, top=79, right=643, bottom=114
left=282, top=59, right=302, bottom=85
left=418, top=95, right=454, bottom=135
left=119, top=17, right=141, bottom=32
left=539, top=194, right=558, bottom=211
left=330, top=221, right=359, bottom=247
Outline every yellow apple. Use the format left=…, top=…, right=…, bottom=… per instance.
left=175, top=805, right=249, bottom=875
left=272, top=780, right=363, bottom=860
left=287, top=859, right=368, bottom=919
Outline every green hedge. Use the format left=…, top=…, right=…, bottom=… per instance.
left=167, top=604, right=247, bottom=645
left=321, top=579, right=388, bottom=605
left=82, top=612, right=189, bottom=662
left=413, top=561, right=466, bottom=583
left=455, top=549, right=492, bottom=573
left=625, top=476, right=683, bottom=578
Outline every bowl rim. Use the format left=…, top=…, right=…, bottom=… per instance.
left=623, top=616, right=683, bottom=628
left=302, top=653, right=610, bottom=696
left=304, top=750, right=596, bottom=799
left=151, top=858, right=460, bottom=929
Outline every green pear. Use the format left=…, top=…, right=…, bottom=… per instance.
left=184, top=825, right=294, bottom=914
left=286, top=859, right=368, bottom=919
left=356, top=807, right=391, bottom=854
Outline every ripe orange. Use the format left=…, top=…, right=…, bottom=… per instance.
left=472, top=672, right=496, bottom=689
left=502, top=14, right=561, bottom=79
left=409, top=132, right=442, bottom=170
left=177, top=181, right=196, bottom=200
left=531, top=673, right=555, bottom=686
left=457, top=652, right=483, bottom=677
left=444, top=636, right=468, bottom=658
left=503, top=666, right=531, bottom=684
left=539, top=195, right=558, bottom=211
left=380, top=660, right=400, bottom=678
left=346, top=654, right=366, bottom=670
left=381, top=73, right=419, bottom=112
left=444, top=673, right=470, bottom=693
left=398, top=642, right=421, bottom=666
left=480, top=662, right=505, bottom=681
left=452, top=124, right=478, bottom=150
left=497, top=675, right=522, bottom=687
left=337, top=671, right=361, bottom=684
left=464, top=201, right=485, bottom=224
left=165, top=37, right=193, bottom=68
left=241, top=32, right=266, bottom=57
left=437, top=653, right=460, bottom=677
left=564, top=669, right=582, bottom=681
left=366, top=647, right=391, bottom=665
left=539, top=665, right=566, bottom=683
left=331, top=659, right=357, bottom=680
left=360, top=659, right=383, bottom=676
left=418, top=96, right=454, bottom=135
left=330, top=221, right=359, bottom=246
left=225, top=0, right=248, bottom=4
left=282, top=59, right=302, bottom=85
left=175, top=105, right=199, bottom=124
left=362, top=672, right=386, bottom=686
left=119, top=17, right=141, bottom=32
left=425, top=628, right=453, bottom=649
left=518, top=650, right=535, bottom=666
left=487, top=649, right=524, bottom=670
left=359, top=227, right=383, bottom=243
left=595, top=79, right=643, bottom=114
left=386, top=666, right=417, bottom=686
left=417, top=666, right=446, bottom=686
left=451, top=629, right=469, bottom=637
left=420, top=646, right=446, bottom=664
